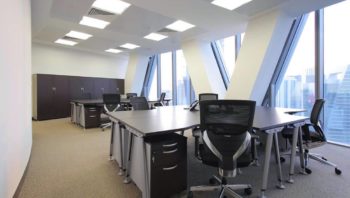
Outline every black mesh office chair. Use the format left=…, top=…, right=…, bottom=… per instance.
left=282, top=99, right=342, bottom=175
left=130, top=97, right=150, bottom=110
left=188, top=100, right=256, bottom=198
left=154, top=92, right=166, bottom=107
left=101, top=94, right=122, bottom=131
left=193, top=93, right=219, bottom=159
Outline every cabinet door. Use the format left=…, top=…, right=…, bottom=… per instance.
left=80, top=77, right=94, bottom=98
left=108, top=79, right=119, bottom=94
left=116, top=79, right=125, bottom=94
left=52, top=75, right=69, bottom=118
left=69, top=76, right=84, bottom=100
left=94, top=78, right=110, bottom=98
left=37, top=75, right=55, bottom=120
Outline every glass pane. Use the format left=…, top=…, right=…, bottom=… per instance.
left=176, top=50, right=191, bottom=105
left=324, top=1, right=350, bottom=145
left=216, top=35, right=236, bottom=78
left=148, top=59, right=158, bottom=101
left=160, top=52, right=172, bottom=101
left=276, top=13, right=315, bottom=115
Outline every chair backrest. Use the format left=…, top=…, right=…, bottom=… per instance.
left=199, top=100, right=256, bottom=175
left=102, top=94, right=121, bottom=112
left=199, top=93, right=218, bottom=101
left=130, top=97, right=150, bottom=110
left=126, top=93, right=137, bottom=99
left=310, top=99, right=325, bottom=125
left=159, top=92, right=166, bottom=102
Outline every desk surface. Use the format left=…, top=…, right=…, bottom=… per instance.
left=72, top=98, right=130, bottom=104
left=107, top=106, right=308, bottom=136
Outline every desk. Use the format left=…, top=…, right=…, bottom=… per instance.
left=70, top=98, right=130, bottom=128
left=108, top=106, right=307, bottom=198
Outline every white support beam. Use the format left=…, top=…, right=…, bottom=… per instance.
left=181, top=39, right=226, bottom=99
left=226, top=10, right=294, bottom=104
left=124, top=53, right=149, bottom=95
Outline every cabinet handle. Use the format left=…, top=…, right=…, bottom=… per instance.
left=163, top=164, right=178, bottom=171
left=162, top=142, right=178, bottom=147
left=88, top=109, right=96, bottom=111
left=52, top=87, right=56, bottom=91
left=163, top=148, right=178, bottom=154
left=89, top=115, right=96, bottom=118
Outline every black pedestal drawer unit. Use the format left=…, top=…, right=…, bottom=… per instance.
left=84, top=105, right=101, bottom=128
left=145, top=133, right=187, bottom=198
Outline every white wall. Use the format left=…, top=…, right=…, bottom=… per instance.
left=0, top=0, right=32, bottom=197
left=32, top=42, right=128, bottom=79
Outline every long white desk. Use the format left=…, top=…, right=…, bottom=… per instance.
left=107, top=106, right=308, bottom=198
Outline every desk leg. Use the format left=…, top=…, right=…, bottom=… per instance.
left=297, top=127, right=306, bottom=174
left=259, top=133, right=273, bottom=198
left=288, top=126, right=299, bottom=183
left=110, top=122, right=115, bottom=160
left=123, top=134, right=133, bottom=184
left=273, top=133, right=285, bottom=189
left=118, top=123, right=125, bottom=176
left=143, top=141, right=150, bottom=198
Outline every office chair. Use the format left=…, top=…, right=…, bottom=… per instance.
left=192, top=93, right=219, bottom=159
left=188, top=100, right=256, bottom=198
left=154, top=92, right=166, bottom=107
left=101, top=94, right=122, bottom=131
left=281, top=99, right=342, bottom=175
left=130, top=97, right=150, bottom=110
left=125, top=93, right=137, bottom=110
left=126, top=93, right=137, bottom=99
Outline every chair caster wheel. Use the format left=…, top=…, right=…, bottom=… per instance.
left=209, top=177, right=218, bottom=185
left=335, top=168, right=342, bottom=175
left=187, top=191, right=193, bottom=198
left=322, top=157, right=327, bottom=161
left=305, top=168, right=312, bottom=174
left=280, top=157, right=286, bottom=163
left=244, top=187, right=253, bottom=195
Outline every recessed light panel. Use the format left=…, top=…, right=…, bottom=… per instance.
left=92, top=0, right=131, bottom=14
left=79, top=16, right=110, bottom=29
left=120, top=43, right=140, bottom=49
left=166, top=20, right=195, bottom=32
left=66, top=31, right=92, bottom=40
left=144, top=33, right=168, bottom=41
left=55, top=39, right=77, bottom=46
left=105, top=48, right=122, bottom=54
left=211, top=0, right=252, bottom=10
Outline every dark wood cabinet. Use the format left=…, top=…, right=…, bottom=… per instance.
left=33, top=74, right=124, bottom=120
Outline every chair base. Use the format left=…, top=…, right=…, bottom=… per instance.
left=101, top=122, right=112, bottom=131
left=189, top=175, right=252, bottom=198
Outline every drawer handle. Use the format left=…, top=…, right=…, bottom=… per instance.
left=163, top=148, right=178, bottom=154
left=89, top=115, right=96, bottom=118
left=162, top=142, right=178, bottom=147
left=89, top=109, right=96, bottom=111
left=163, top=165, right=178, bottom=171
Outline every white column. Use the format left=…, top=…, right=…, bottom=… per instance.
left=124, top=53, right=149, bottom=95
left=181, top=39, right=226, bottom=99
left=226, top=10, right=294, bottom=104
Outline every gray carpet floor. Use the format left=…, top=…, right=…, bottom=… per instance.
left=18, top=118, right=350, bottom=198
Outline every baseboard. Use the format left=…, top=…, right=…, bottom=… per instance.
left=12, top=148, right=32, bottom=198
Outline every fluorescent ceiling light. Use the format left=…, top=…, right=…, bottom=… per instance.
left=79, top=16, right=110, bottom=29
left=105, top=48, right=122, bottom=54
left=92, top=0, right=131, bottom=14
left=144, top=33, right=168, bottom=41
left=211, top=0, right=252, bottom=10
left=55, top=39, right=77, bottom=46
left=66, top=31, right=92, bottom=40
left=166, top=20, right=195, bottom=32
left=120, top=43, right=140, bottom=49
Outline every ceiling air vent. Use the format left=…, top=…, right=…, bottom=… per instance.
left=62, top=36, right=81, bottom=41
left=88, top=8, right=115, bottom=16
left=157, top=28, right=177, bottom=33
